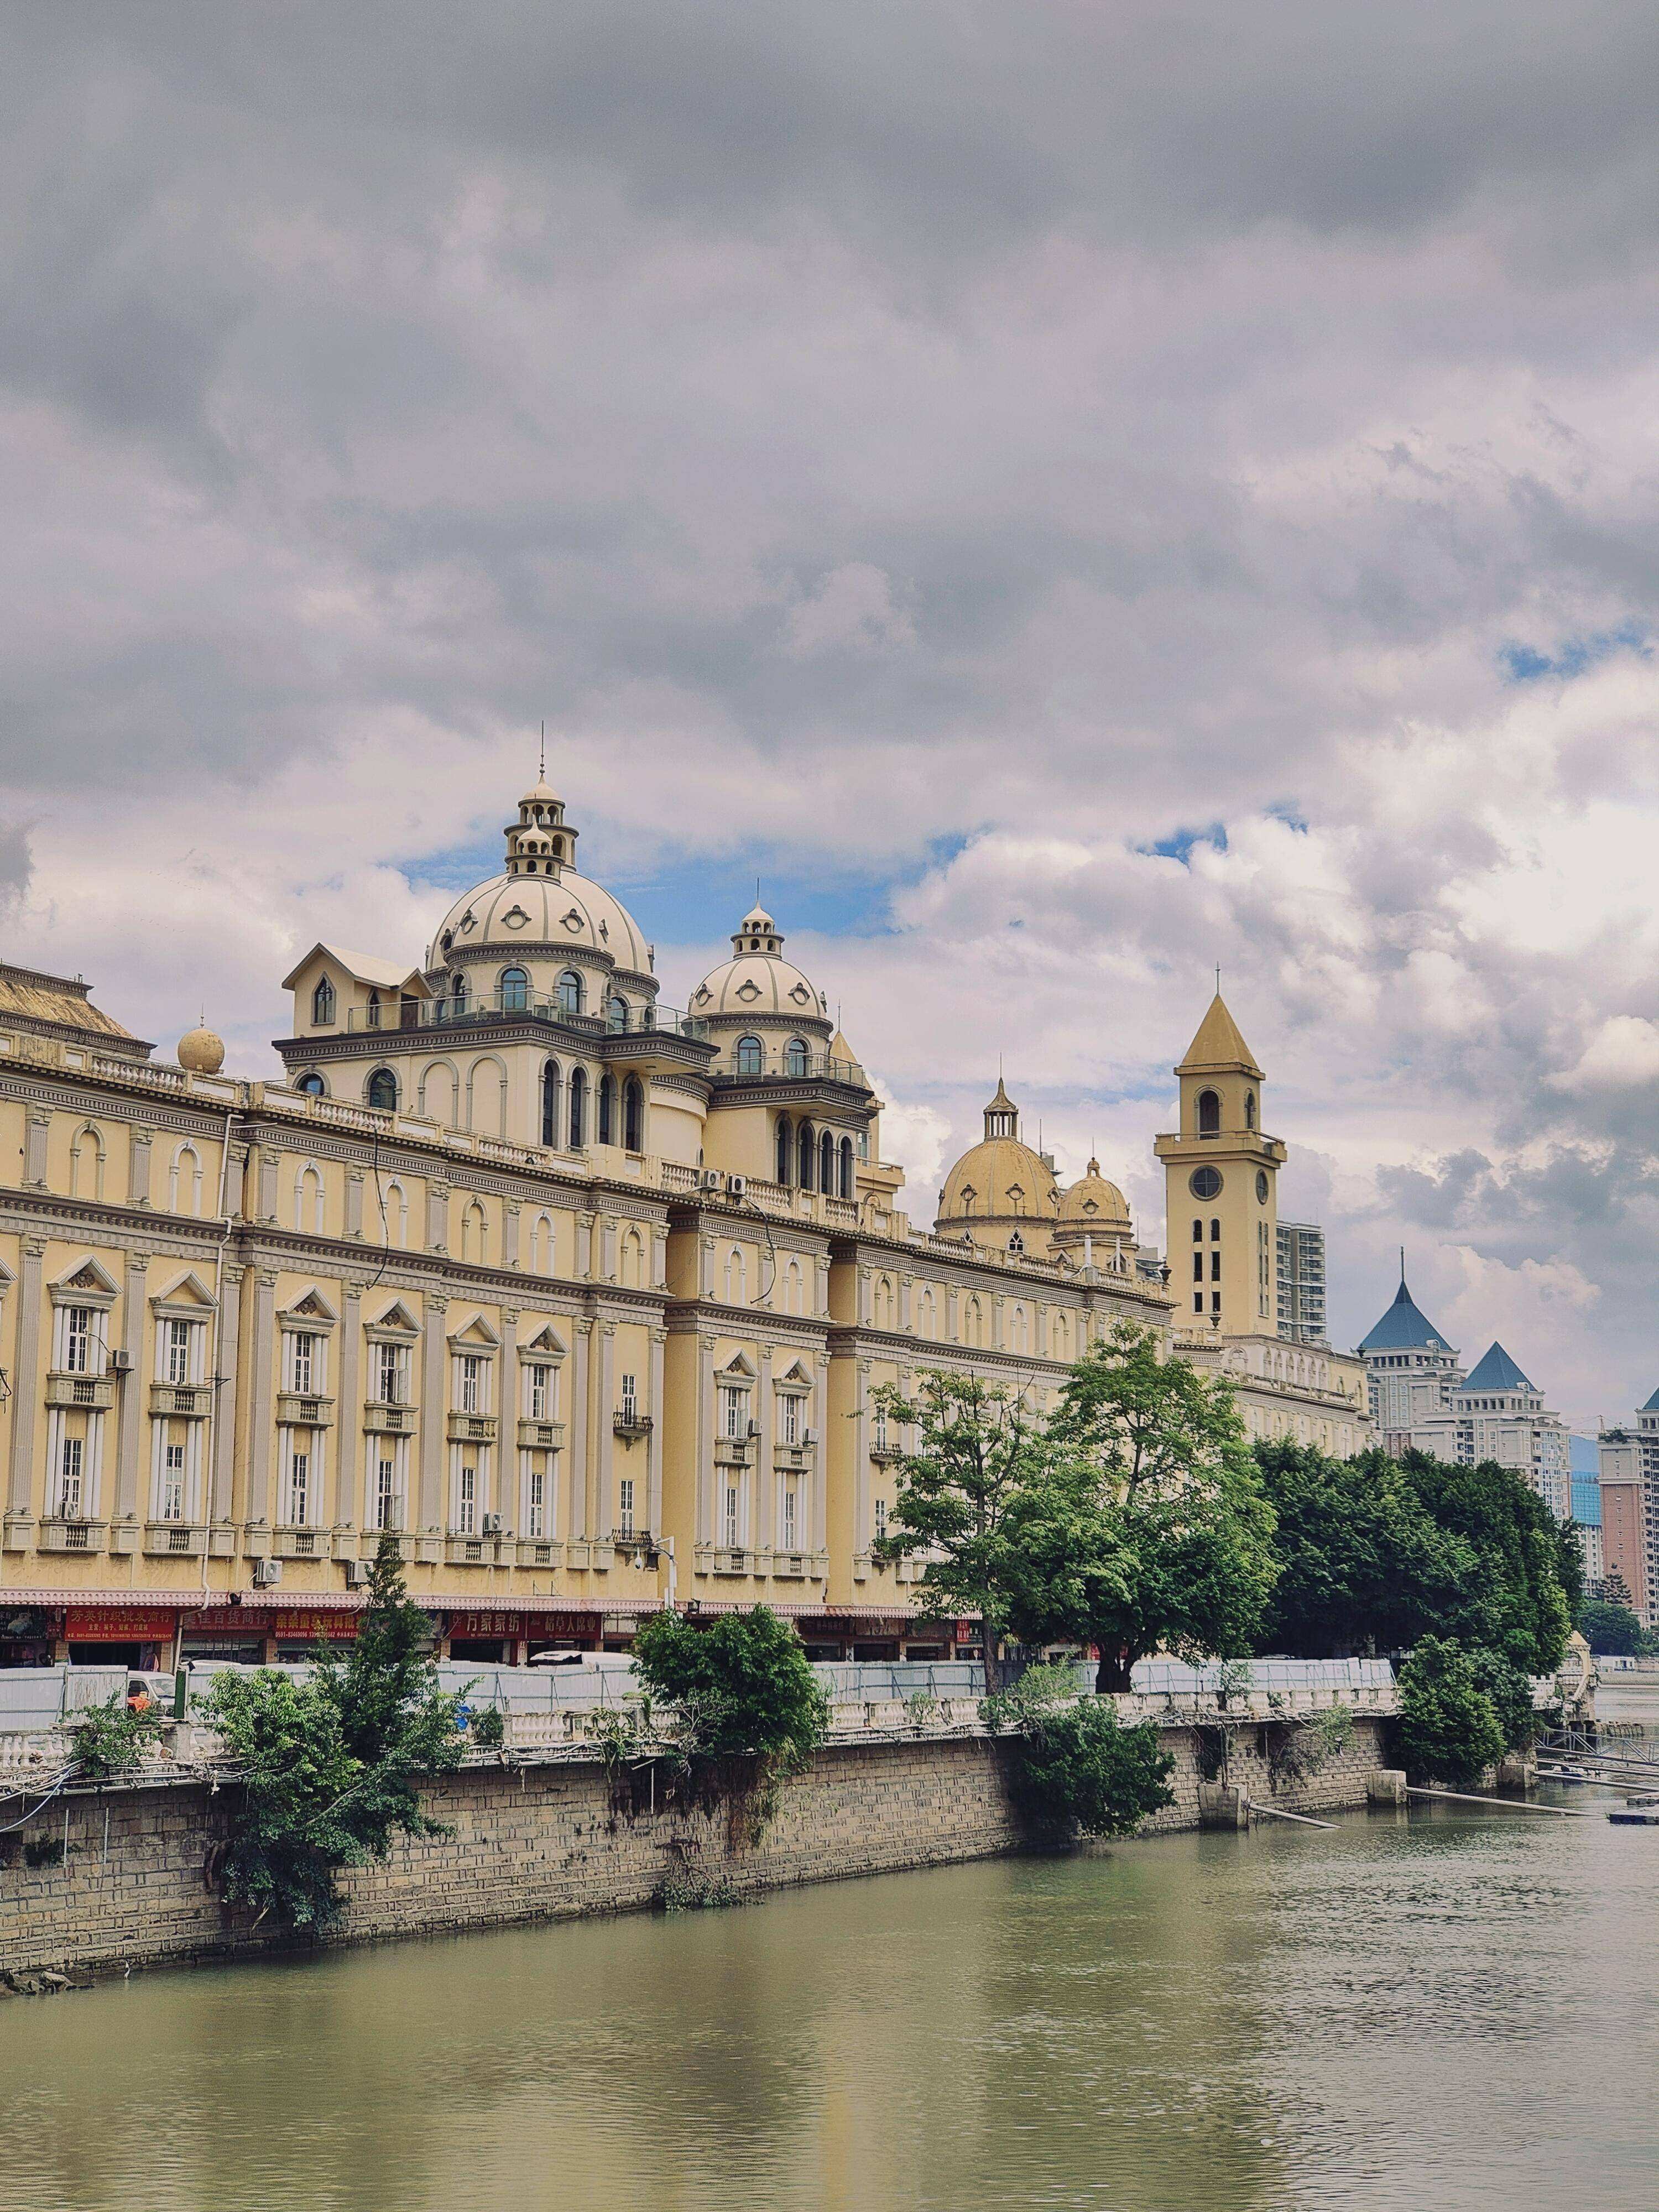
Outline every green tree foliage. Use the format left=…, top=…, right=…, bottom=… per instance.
left=1048, top=1325, right=1278, bottom=1691
left=1467, top=1645, right=1541, bottom=1752
left=1577, top=1597, right=1647, bottom=1656
left=1397, top=1636, right=1505, bottom=1788
left=204, top=1671, right=368, bottom=1930
left=630, top=1605, right=828, bottom=1771
left=869, top=1369, right=1086, bottom=1691
left=312, top=1534, right=465, bottom=1857
left=986, top=1668, right=1174, bottom=1838
left=1398, top=1454, right=1578, bottom=1674
left=1251, top=1444, right=1480, bottom=1657
left=203, top=1536, right=465, bottom=1927
left=67, top=1693, right=163, bottom=1782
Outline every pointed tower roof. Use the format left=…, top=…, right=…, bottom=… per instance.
left=1177, top=993, right=1262, bottom=1077
left=1358, top=1275, right=1455, bottom=1354
left=1644, top=1383, right=1659, bottom=1413
left=983, top=1078, right=1018, bottom=1140
left=1461, top=1342, right=1534, bottom=1392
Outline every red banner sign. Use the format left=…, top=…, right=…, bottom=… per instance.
left=189, top=1607, right=357, bottom=1640
left=448, top=1610, right=598, bottom=1640
left=65, top=1608, right=178, bottom=1640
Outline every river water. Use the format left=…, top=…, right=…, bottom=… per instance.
left=4, top=1782, right=1659, bottom=2212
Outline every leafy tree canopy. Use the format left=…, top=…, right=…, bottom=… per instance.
left=1576, top=1597, right=1648, bottom=1657
left=630, top=1605, right=828, bottom=1770
left=1397, top=1453, right=1578, bottom=1674
left=1397, top=1635, right=1506, bottom=1789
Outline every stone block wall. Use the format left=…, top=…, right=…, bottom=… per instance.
left=0, top=1714, right=1394, bottom=1979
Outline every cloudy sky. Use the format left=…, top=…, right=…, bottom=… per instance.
left=6, top=2, right=1659, bottom=1424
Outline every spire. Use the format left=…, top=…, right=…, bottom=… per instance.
left=1177, top=991, right=1262, bottom=1076
left=984, top=1077, right=1018, bottom=1141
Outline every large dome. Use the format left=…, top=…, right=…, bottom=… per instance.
left=690, top=904, right=829, bottom=1026
left=430, top=869, right=651, bottom=976
left=937, top=1137, right=1060, bottom=1229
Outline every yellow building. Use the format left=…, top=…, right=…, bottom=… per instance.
left=0, top=781, right=1366, bottom=1669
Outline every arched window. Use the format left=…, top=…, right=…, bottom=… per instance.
left=607, top=994, right=629, bottom=1034
left=450, top=974, right=467, bottom=1015
left=1008, top=1230, right=1025, bottom=1255
left=1197, top=1088, right=1220, bottom=1136
left=365, top=989, right=382, bottom=1030
left=557, top=970, right=582, bottom=1016
left=367, top=1068, right=398, bottom=1112
left=461, top=1199, right=487, bottom=1264
left=529, top=1212, right=554, bottom=1271
left=70, top=1125, right=105, bottom=1202
left=782, top=1259, right=804, bottom=1315
left=541, top=1060, right=561, bottom=1147
left=735, top=1035, right=764, bottom=1077
left=785, top=1037, right=809, bottom=1078
left=1211, top=1218, right=1221, bottom=1240
left=918, top=1287, right=937, bottom=1340
left=964, top=1296, right=982, bottom=1347
left=619, top=1228, right=643, bottom=1287
left=294, top=1162, right=325, bottom=1234
left=819, top=1128, right=834, bottom=1193
left=724, top=1246, right=747, bottom=1303
left=500, top=966, right=529, bottom=1013
left=296, top=1072, right=325, bottom=1097
left=839, top=1135, right=854, bottom=1200
left=380, top=1178, right=408, bottom=1248
left=597, top=1072, right=615, bottom=1146
left=1245, top=1090, right=1256, bottom=1130
left=169, top=1142, right=203, bottom=1215
left=311, top=977, right=336, bottom=1026
left=1013, top=1305, right=1029, bottom=1352
left=568, top=1066, right=587, bottom=1149
left=775, top=1116, right=792, bottom=1185
left=797, top=1120, right=816, bottom=1191
left=623, top=1077, right=644, bottom=1152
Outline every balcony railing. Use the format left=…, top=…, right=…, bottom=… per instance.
left=45, top=1371, right=115, bottom=1411
left=446, top=1411, right=498, bottom=1445
left=150, top=1383, right=210, bottom=1418
left=342, top=992, right=711, bottom=1041
left=709, top=1044, right=867, bottom=1087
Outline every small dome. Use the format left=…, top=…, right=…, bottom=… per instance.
left=1058, top=1158, right=1131, bottom=1229
left=432, top=869, right=651, bottom=974
left=178, top=1025, right=225, bottom=1074
left=937, top=1137, right=1061, bottom=1230
left=691, top=902, right=827, bottom=1024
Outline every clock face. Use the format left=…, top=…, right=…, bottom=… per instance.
left=1256, top=1171, right=1270, bottom=1203
left=1188, top=1166, right=1222, bottom=1201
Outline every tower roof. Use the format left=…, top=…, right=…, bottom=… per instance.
left=1177, top=993, right=1262, bottom=1077
left=1644, top=1384, right=1659, bottom=1413
left=1358, top=1276, right=1455, bottom=1354
left=1460, top=1342, right=1534, bottom=1392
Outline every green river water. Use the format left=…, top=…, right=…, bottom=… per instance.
left=3, top=1778, right=1658, bottom=2211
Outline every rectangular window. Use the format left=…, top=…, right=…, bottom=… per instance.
left=526, top=1464, right=546, bottom=1538
left=289, top=1446, right=311, bottom=1528
left=874, top=1497, right=888, bottom=1543
left=720, top=1384, right=747, bottom=1439
left=63, top=1307, right=93, bottom=1375
left=780, top=1394, right=800, bottom=1447
left=161, top=1442, right=185, bottom=1523
left=723, top=1483, right=740, bottom=1547
left=525, top=1365, right=550, bottom=1420
left=1193, top=1293, right=1203, bottom=1314
left=458, top=1354, right=484, bottom=1415
left=1211, top=1251, right=1222, bottom=1282
left=377, top=1342, right=403, bottom=1404
left=59, top=1436, right=84, bottom=1516
left=873, top=1407, right=888, bottom=1451
left=458, top=1464, right=476, bottom=1534
left=618, top=1477, right=635, bottom=1537
left=375, top=1457, right=398, bottom=1530
left=289, top=1332, right=317, bottom=1394
left=1211, top=1291, right=1222, bottom=1315
left=620, top=1373, right=637, bottom=1425
left=166, top=1318, right=193, bottom=1386
left=781, top=1484, right=797, bottom=1550
left=1192, top=1253, right=1203, bottom=1283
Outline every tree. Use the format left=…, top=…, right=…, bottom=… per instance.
left=1251, top=1443, right=1480, bottom=1657
left=1595, top=1568, right=1635, bottom=1612
left=870, top=1369, right=1086, bottom=1691
left=1398, top=1454, right=1578, bottom=1675
left=630, top=1605, right=828, bottom=1769
left=1009, top=1697, right=1176, bottom=1839
left=1577, top=1596, right=1647, bottom=1657
left=1468, top=1645, right=1541, bottom=1752
left=1047, top=1324, right=1279, bottom=1691
left=1397, top=1636, right=1505, bottom=1788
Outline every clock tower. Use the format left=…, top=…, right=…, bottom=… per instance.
left=1153, top=993, right=1285, bottom=1336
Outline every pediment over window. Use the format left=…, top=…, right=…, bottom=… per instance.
left=447, top=1313, right=502, bottom=1349
left=279, top=1286, right=338, bottom=1327
left=718, top=1351, right=757, bottom=1380
left=520, top=1322, right=567, bottom=1359
left=366, top=1299, right=421, bottom=1337
left=51, top=1256, right=120, bottom=1302
left=151, top=1269, right=217, bottom=1313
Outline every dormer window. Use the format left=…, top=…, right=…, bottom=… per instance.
left=311, top=977, right=336, bottom=1026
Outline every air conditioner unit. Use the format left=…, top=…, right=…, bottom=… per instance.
left=802, top=1427, right=817, bottom=1447
left=252, top=1557, right=283, bottom=1588
left=699, top=1168, right=724, bottom=1192
left=482, top=1512, right=504, bottom=1536
left=106, top=1349, right=133, bottom=1375
left=344, top=1559, right=371, bottom=1588
left=727, top=1175, right=747, bottom=1200
left=747, top=1418, right=762, bottom=1438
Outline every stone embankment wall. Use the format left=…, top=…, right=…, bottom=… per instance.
left=0, top=1714, right=1395, bottom=1979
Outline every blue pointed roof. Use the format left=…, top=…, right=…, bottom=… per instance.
left=1358, top=1276, right=1453, bottom=1353
left=1460, top=1341, right=1533, bottom=1393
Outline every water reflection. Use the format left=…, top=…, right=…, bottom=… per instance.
left=4, top=1795, right=1659, bottom=2212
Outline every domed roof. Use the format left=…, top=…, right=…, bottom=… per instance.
left=691, top=904, right=828, bottom=1026
left=178, top=1024, right=225, bottom=1074
left=1057, top=1158, right=1131, bottom=1229
left=937, top=1137, right=1060, bottom=1229
left=432, top=869, right=651, bottom=975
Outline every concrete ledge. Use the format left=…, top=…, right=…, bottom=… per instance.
left=1366, top=1769, right=1407, bottom=1806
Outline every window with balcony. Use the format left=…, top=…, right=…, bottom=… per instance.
left=375, top=1342, right=406, bottom=1405
left=541, top=1059, right=561, bottom=1146
left=62, top=1306, right=95, bottom=1375
left=775, top=1115, right=792, bottom=1183
left=874, top=1497, right=888, bottom=1544
left=286, top=1331, right=319, bottom=1395
left=607, top=994, right=629, bottom=1034
left=525, top=1364, right=552, bottom=1421
left=719, top=1384, right=748, bottom=1439
left=164, top=1318, right=195, bottom=1387
left=161, top=1443, right=185, bottom=1523
left=59, top=1436, right=84, bottom=1517
left=557, top=969, right=583, bottom=1016
left=618, top=1477, right=635, bottom=1538
left=779, top=1393, right=800, bottom=1448
left=781, top=1484, right=797, bottom=1551
left=785, top=1037, right=808, bottom=1077
left=623, top=1077, right=644, bottom=1153
left=597, top=1071, right=614, bottom=1145
left=367, top=1068, right=398, bottom=1112
left=456, top=1354, right=487, bottom=1415
left=374, top=1453, right=400, bottom=1530
left=285, top=1440, right=312, bottom=1528
left=526, top=1464, right=546, bottom=1539
left=620, top=1373, right=638, bottom=1425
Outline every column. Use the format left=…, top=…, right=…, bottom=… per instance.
left=503, top=1202, right=521, bottom=1269
left=812, top=1352, right=830, bottom=1557
left=257, top=1147, right=279, bottom=1223
left=646, top=1327, right=666, bottom=1537
left=576, top=1212, right=594, bottom=1279
left=345, top=1169, right=364, bottom=1239
left=6, top=1239, right=46, bottom=1528
left=418, top=1295, right=447, bottom=1531
left=211, top=1264, right=243, bottom=1525
left=594, top=1321, right=615, bottom=1538
left=815, top=1256, right=830, bottom=1318
left=426, top=1181, right=450, bottom=1254
left=568, top=1319, right=591, bottom=1538
left=23, top=1110, right=50, bottom=1188
left=499, top=1308, right=518, bottom=1528
left=757, top=1344, right=775, bottom=1552
left=695, top=1333, right=714, bottom=1544
left=651, top=1227, right=668, bottom=1290
left=337, top=1284, right=362, bottom=1527
left=127, top=1128, right=154, bottom=1208
left=855, top=1358, right=871, bottom=1556
left=246, top=1270, right=278, bottom=1526
left=114, top=1254, right=148, bottom=1522
left=698, top=1235, right=714, bottom=1298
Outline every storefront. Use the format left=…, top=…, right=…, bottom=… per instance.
left=0, top=1606, right=59, bottom=1667
left=446, top=1608, right=605, bottom=1661
left=65, top=1606, right=180, bottom=1671
left=179, top=1605, right=363, bottom=1664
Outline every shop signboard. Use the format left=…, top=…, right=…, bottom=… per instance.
left=65, top=1608, right=177, bottom=1641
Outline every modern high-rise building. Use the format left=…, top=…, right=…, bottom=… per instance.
left=1357, top=1273, right=1464, bottom=1452
left=1599, top=1389, right=1659, bottom=1629
left=1275, top=1220, right=1327, bottom=1345
left=1570, top=1434, right=1603, bottom=1587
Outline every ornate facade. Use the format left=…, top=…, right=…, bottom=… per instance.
left=0, top=779, right=1368, bottom=1669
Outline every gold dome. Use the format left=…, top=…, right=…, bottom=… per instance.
left=1057, top=1157, right=1131, bottom=1230
left=935, top=1080, right=1060, bottom=1254
left=178, top=1025, right=225, bottom=1074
